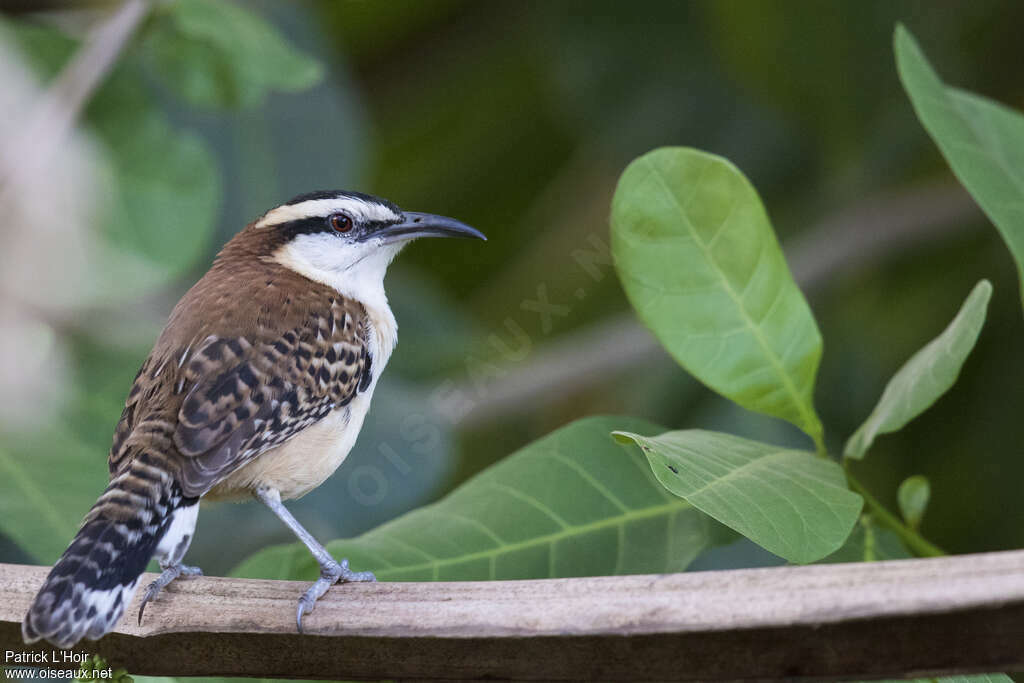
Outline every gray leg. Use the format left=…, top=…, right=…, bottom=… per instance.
left=138, top=504, right=202, bottom=625
left=254, top=486, right=375, bottom=633
left=137, top=559, right=203, bottom=624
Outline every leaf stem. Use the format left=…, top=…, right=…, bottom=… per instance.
left=844, top=468, right=945, bottom=558
left=813, top=432, right=828, bottom=459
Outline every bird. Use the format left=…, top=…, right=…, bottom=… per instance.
left=22, top=190, right=485, bottom=648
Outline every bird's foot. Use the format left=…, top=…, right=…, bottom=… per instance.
left=296, top=558, right=375, bottom=633
left=138, top=562, right=203, bottom=624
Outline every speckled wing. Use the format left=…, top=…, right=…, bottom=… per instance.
left=172, top=300, right=371, bottom=498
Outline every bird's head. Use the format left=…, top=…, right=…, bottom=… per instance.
left=242, top=190, right=485, bottom=296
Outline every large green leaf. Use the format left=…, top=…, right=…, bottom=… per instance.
left=140, top=0, right=323, bottom=109
left=233, top=416, right=736, bottom=581
left=611, top=147, right=825, bottom=448
left=844, top=280, right=991, bottom=460
left=612, top=429, right=862, bottom=564
left=896, top=25, right=1024, bottom=308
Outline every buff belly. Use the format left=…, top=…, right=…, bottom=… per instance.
left=204, top=394, right=370, bottom=502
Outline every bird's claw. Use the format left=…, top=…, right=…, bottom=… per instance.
left=295, top=558, right=375, bottom=633
left=138, top=563, right=202, bottom=625
left=336, top=558, right=377, bottom=584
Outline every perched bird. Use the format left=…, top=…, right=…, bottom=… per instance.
left=22, top=190, right=485, bottom=648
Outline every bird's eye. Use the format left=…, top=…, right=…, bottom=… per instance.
left=329, top=213, right=353, bottom=233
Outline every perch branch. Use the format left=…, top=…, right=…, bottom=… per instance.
left=2, top=550, right=1023, bottom=680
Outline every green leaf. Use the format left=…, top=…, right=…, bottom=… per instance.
left=0, top=429, right=109, bottom=563
left=896, top=25, right=1024, bottom=309
left=844, top=280, right=991, bottom=460
left=233, top=416, right=737, bottom=581
left=141, top=0, right=323, bottom=109
left=89, top=80, right=220, bottom=280
left=822, top=516, right=912, bottom=563
left=612, top=429, right=862, bottom=564
left=611, top=147, right=824, bottom=447
left=897, top=475, right=931, bottom=530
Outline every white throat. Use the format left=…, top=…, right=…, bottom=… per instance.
left=274, top=234, right=401, bottom=370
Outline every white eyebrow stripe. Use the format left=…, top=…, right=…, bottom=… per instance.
left=253, top=197, right=400, bottom=229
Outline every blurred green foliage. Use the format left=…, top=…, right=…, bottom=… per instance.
left=140, top=0, right=323, bottom=109
left=1, top=0, right=1023, bottom=605
left=75, top=655, right=132, bottom=683
left=823, top=516, right=913, bottom=564
left=9, top=19, right=217, bottom=292
left=898, top=474, right=931, bottom=530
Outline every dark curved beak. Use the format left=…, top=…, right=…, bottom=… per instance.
left=363, top=212, right=487, bottom=245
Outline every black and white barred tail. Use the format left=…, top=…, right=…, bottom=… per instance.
left=22, top=458, right=198, bottom=648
